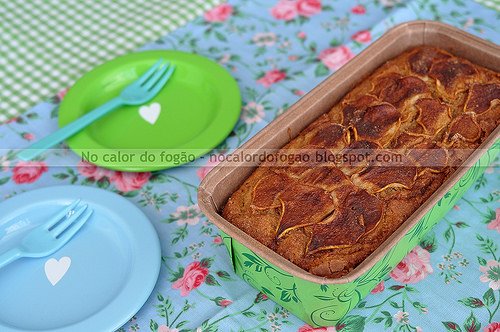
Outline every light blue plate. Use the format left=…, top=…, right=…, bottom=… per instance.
left=0, top=186, right=161, bottom=332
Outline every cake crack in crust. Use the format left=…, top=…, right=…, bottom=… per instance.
left=222, top=46, right=500, bottom=278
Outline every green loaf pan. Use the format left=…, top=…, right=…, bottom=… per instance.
left=198, top=21, right=500, bottom=326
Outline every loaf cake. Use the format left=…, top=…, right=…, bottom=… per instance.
left=222, top=46, right=500, bottom=278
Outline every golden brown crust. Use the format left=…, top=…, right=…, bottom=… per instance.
left=222, top=46, right=500, bottom=278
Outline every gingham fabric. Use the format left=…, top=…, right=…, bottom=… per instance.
left=0, top=0, right=222, bottom=123
left=476, top=0, right=500, bottom=11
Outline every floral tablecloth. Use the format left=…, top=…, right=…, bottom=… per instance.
left=1, top=0, right=499, bottom=331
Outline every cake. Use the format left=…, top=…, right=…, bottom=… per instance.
left=222, top=46, right=500, bottom=278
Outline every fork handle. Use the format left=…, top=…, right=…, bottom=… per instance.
left=0, top=248, right=23, bottom=270
left=17, top=97, right=124, bottom=161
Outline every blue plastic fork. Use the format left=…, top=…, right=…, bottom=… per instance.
left=0, top=200, right=93, bottom=269
left=18, top=59, right=176, bottom=161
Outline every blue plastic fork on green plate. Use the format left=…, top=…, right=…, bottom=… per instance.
left=17, top=59, right=175, bottom=161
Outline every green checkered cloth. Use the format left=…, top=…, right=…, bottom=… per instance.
left=0, top=0, right=222, bottom=123
left=475, top=0, right=500, bottom=11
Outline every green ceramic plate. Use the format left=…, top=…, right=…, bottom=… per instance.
left=59, top=50, right=241, bottom=172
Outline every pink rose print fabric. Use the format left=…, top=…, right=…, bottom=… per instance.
left=157, top=325, right=177, bottom=332
left=296, top=0, right=322, bottom=17
left=22, top=132, right=34, bottom=141
left=172, top=261, right=209, bottom=296
left=172, top=205, right=201, bottom=226
left=487, top=208, right=500, bottom=234
left=351, top=4, right=366, bottom=14
left=241, top=101, right=265, bottom=123
left=1, top=0, right=499, bottom=331
left=11, top=161, right=48, bottom=184
left=204, top=3, right=233, bottom=22
left=271, top=0, right=322, bottom=21
left=480, top=260, right=500, bottom=290
left=111, top=171, right=151, bottom=192
left=298, top=325, right=337, bottom=332
left=351, top=30, right=371, bottom=43
left=390, top=246, right=434, bottom=284
left=484, top=322, right=500, bottom=332
left=257, top=69, right=287, bottom=87
left=77, top=161, right=113, bottom=181
left=77, top=161, right=150, bottom=192
left=370, top=281, right=385, bottom=294
left=318, top=46, right=355, bottom=71
left=196, top=157, right=221, bottom=181
left=271, top=0, right=299, bottom=21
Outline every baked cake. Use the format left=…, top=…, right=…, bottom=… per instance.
left=222, top=46, right=500, bottom=278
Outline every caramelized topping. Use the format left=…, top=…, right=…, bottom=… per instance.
left=308, top=190, right=383, bottom=252
left=415, top=98, right=451, bottom=135
left=308, top=211, right=365, bottom=251
left=374, top=75, right=428, bottom=108
left=251, top=173, right=288, bottom=209
left=338, top=140, right=382, bottom=175
left=301, top=114, right=330, bottom=135
left=465, top=83, right=500, bottom=115
left=345, top=139, right=382, bottom=151
left=346, top=189, right=384, bottom=231
left=429, top=59, right=477, bottom=92
left=370, top=73, right=402, bottom=96
left=309, top=123, right=347, bottom=149
left=272, top=147, right=337, bottom=178
left=342, top=95, right=401, bottom=144
left=409, top=142, right=449, bottom=173
left=277, top=184, right=334, bottom=238
left=300, top=166, right=349, bottom=191
left=341, top=95, right=378, bottom=124
left=392, top=131, right=426, bottom=149
left=355, top=104, right=400, bottom=142
left=448, top=113, right=482, bottom=143
left=352, top=160, right=418, bottom=193
left=408, top=47, right=451, bottom=75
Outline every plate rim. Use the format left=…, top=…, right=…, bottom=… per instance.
left=59, top=50, right=242, bottom=172
left=0, top=185, right=161, bottom=332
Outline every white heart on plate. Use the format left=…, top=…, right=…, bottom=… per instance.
left=139, top=102, right=161, bottom=125
left=45, top=256, right=71, bottom=286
